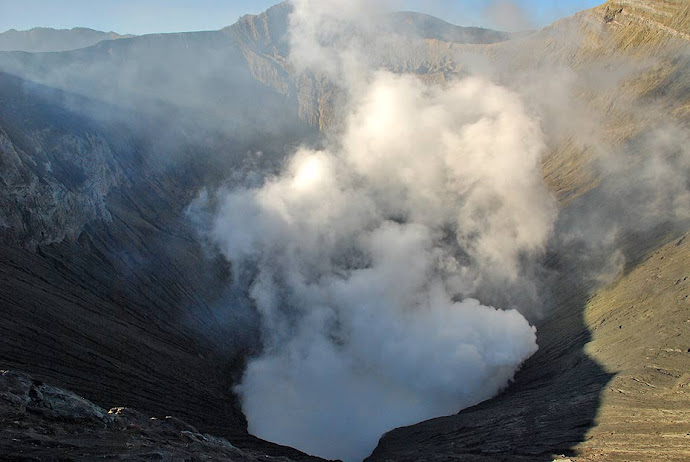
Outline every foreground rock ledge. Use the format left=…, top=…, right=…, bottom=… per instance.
left=0, top=370, right=308, bottom=461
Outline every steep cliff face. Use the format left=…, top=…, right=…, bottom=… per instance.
left=508, top=0, right=690, bottom=203
left=227, top=3, right=515, bottom=131
left=0, top=70, right=320, bottom=460
left=0, top=74, right=125, bottom=248
left=0, top=71, right=242, bottom=428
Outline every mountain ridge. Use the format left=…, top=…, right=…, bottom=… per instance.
left=0, top=27, right=134, bottom=53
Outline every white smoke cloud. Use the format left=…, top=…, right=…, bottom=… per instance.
left=199, top=1, right=566, bottom=460
left=288, top=0, right=389, bottom=81
left=210, top=65, right=555, bottom=459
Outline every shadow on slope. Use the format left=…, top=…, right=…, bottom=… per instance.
left=0, top=71, right=323, bottom=461
left=368, top=192, right=688, bottom=461
left=367, top=246, right=614, bottom=461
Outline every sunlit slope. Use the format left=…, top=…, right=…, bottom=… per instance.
left=575, top=233, right=690, bottom=461
left=368, top=232, right=690, bottom=462
left=508, top=0, right=690, bottom=203
left=368, top=1, right=690, bottom=460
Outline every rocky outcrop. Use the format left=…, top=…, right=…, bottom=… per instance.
left=0, top=370, right=319, bottom=461
left=0, top=75, right=125, bottom=248
left=227, top=3, right=514, bottom=132
left=1, top=370, right=107, bottom=423
left=602, top=0, right=689, bottom=40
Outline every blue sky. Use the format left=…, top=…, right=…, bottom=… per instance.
left=0, top=0, right=602, bottom=35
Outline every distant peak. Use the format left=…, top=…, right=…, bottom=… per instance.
left=0, top=27, right=133, bottom=52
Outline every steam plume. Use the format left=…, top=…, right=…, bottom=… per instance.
left=210, top=62, right=555, bottom=459
left=198, top=1, right=573, bottom=460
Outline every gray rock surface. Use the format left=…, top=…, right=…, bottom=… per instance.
left=0, top=109, right=123, bottom=248
left=0, top=370, right=318, bottom=461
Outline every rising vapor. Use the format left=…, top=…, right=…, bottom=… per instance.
left=210, top=62, right=556, bottom=459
